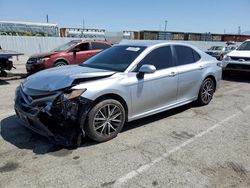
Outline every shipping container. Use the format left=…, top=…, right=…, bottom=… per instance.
left=201, top=33, right=212, bottom=41
left=222, top=35, right=250, bottom=42
left=212, top=34, right=222, bottom=41
left=158, top=31, right=173, bottom=40
left=60, top=28, right=106, bottom=40
left=134, top=32, right=140, bottom=40
left=187, top=33, right=201, bottom=41
left=172, top=32, right=185, bottom=40
left=140, top=31, right=159, bottom=40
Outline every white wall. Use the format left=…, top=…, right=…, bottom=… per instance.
left=0, top=36, right=79, bottom=55
left=0, top=35, right=242, bottom=56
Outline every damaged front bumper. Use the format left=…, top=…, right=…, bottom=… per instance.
left=14, top=86, right=93, bottom=147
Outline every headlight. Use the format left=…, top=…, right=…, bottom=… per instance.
left=63, top=89, right=87, bottom=100
left=37, top=57, right=50, bottom=64
left=223, top=55, right=231, bottom=61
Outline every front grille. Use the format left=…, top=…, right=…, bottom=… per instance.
left=27, top=58, right=38, bottom=64
left=230, top=56, right=250, bottom=61
left=226, top=64, right=250, bottom=70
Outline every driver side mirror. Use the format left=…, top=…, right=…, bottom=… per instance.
left=137, top=64, right=156, bottom=79
left=73, top=47, right=81, bottom=55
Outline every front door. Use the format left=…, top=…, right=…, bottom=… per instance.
left=129, top=45, right=178, bottom=118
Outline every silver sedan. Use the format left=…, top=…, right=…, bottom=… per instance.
left=14, top=41, right=222, bottom=146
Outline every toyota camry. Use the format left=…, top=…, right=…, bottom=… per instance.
left=15, top=41, right=222, bottom=146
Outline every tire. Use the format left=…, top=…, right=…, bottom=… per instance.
left=196, top=78, right=215, bottom=106
left=85, top=99, right=126, bottom=142
left=54, top=61, right=67, bottom=67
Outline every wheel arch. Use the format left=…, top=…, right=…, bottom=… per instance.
left=92, top=93, right=129, bottom=122
left=54, top=58, right=69, bottom=66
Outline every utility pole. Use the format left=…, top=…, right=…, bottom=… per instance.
left=164, top=20, right=168, bottom=32
left=82, top=17, right=85, bottom=29
left=46, top=14, right=49, bottom=23
left=238, top=26, right=241, bottom=35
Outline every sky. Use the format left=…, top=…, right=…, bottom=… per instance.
left=0, top=0, right=250, bottom=34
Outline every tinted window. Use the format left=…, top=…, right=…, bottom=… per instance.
left=192, top=49, right=201, bottom=62
left=135, top=46, right=173, bottom=71
left=175, top=45, right=198, bottom=65
left=52, top=40, right=80, bottom=52
left=92, top=42, right=110, bottom=50
left=76, top=43, right=90, bottom=51
left=80, top=46, right=146, bottom=72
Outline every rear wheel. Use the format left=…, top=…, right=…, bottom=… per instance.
left=54, top=61, right=67, bottom=67
left=85, top=99, right=125, bottom=142
left=197, top=78, right=215, bottom=106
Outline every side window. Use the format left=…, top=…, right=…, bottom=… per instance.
left=76, top=43, right=90, bottom=51
left=135, top=46, right=173, bottom=71
left=174, top=45, right=199, bottom=65
left=92, top=42, right=110, bottom=50
left=192, top=49, right=201, bottom=62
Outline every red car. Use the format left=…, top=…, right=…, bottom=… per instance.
left=26, top=40, right=112, bottom=74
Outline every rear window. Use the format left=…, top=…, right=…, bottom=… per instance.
left=175, top=45, right=200, bottom=66
left=91, top=42, right=110, bottom=50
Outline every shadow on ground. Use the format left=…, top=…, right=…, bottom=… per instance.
left=0, top=73, right=26, bottom=85
left=1, top=104, right=193, bottom=154
left=0, top=115, right=64, bottom=154
left=0, top=79, right=9, bottom=85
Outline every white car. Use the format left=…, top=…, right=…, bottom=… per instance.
left=222, top=40, right=250, bottom=74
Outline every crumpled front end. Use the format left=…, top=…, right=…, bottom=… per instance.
left=14, top=85, right=93, bottom=147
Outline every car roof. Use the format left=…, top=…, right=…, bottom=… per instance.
left=70, top=40, right=111, bottom=44
left=119, top=40, right=199, bottom=49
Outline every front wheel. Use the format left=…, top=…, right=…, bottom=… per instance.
left=85, top=99, right=126, bottom=142
left=197, top=78, right=215, bottom=106
left=54, top=61, right=67, bottom=67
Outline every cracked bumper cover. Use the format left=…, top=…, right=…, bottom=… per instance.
left=14, top=86, right=93, bottom=146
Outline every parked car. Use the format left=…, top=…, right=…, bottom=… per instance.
left=206, top=45, right=236, bottom=60
left=222, top=39, right=250, bottom=74
left=15, top=42, right=221, bottom=146
left=26, top=40, right=112, bottom=74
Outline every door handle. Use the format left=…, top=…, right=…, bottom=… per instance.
left=198, top=65, right=204, bottom=70
left=168, top=72, right=176, bottom=77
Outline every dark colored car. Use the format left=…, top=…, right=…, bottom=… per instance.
left=26, top=40, right=112, bottom=74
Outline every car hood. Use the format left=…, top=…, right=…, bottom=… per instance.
left=23, top=65, right=116, bottom=91
left=228, top=50, right=250, bottom=58
left=30, top=52, right=58, bottom=58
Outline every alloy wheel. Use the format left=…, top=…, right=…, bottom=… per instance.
left=201, top=79, right=214, bottom=103
left=93, top=104, right=122, bottom=136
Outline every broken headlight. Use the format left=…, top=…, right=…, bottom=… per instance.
left=63, top=89, right=87, bottom=100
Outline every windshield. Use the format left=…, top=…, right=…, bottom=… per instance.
left=80, top=45, right=146, bottom=72
left=237, top=41, right=250, bottom=51
left=52, top=41, right=80, bottom=52
left=209, top=46, right=223, bottom=51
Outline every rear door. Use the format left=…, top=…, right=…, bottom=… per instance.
left=173, top=45, right=203, bottom=103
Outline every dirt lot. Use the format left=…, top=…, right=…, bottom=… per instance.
left=0, top=64, right=250, bottom=187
